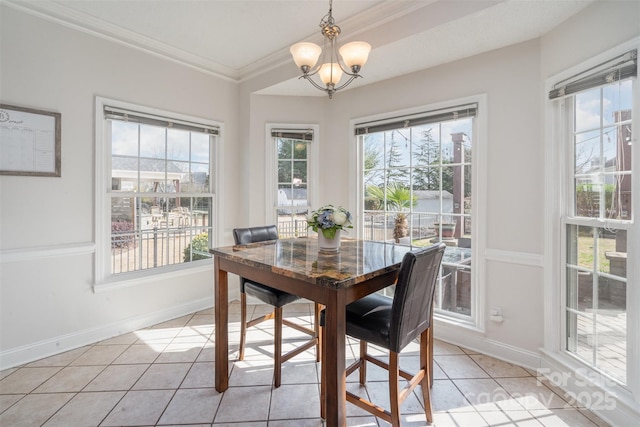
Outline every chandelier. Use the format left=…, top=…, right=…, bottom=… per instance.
left=289, top=0, right=371, bottom=99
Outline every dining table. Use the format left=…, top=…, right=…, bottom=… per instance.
left=210, top=237, right=421, bottom=427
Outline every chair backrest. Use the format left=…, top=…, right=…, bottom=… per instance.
left=389, top=242, right=446, bottom=353
left=233, top=225, right=278, bottom=245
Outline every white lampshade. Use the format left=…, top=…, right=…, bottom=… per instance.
left=290, top=42, right=322, bottom=69
left=339, top=41, right=371, bottom=69
left=318, top=63, right=343, bottom=85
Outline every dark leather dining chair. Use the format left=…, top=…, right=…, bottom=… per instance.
left=320, top=242, right=445, bottom=426
left=233, top=225, right=321, bottom=388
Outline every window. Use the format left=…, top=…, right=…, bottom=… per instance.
left=356, top=103, right=476, bottom=320
left=267, top=126, right=318, bottom=238
left=96, top=100, right=218, bottom=282
left=551, top=49, right=636, bottom=386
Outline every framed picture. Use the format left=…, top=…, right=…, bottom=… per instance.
left=0, top=104, right=61, bottom=177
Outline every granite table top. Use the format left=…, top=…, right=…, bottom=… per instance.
left=210, top=238, right=417, bottom=289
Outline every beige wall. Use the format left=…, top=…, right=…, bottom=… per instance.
left=1, top=0, right=638, bottom=379
left=0, top=5, right=239, bottom=366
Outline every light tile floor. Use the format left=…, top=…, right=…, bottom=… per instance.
left=0, top=302, right=611, bottom=426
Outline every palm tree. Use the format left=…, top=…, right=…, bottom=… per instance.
left=366, top=183, right=416, bottom=242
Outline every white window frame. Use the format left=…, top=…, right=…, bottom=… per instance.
left=543, top=38, right=640, bottom=425
left=351, top=95, right=487, bottom=330
left=265, top=124, right=320, bottom=227
left=94, top=96, right=223, bottom=289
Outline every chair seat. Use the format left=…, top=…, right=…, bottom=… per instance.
left=245, top=281, right=301, bottom=308
left=320, top=292, right=393, bottom=349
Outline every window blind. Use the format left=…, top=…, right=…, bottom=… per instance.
left=549, top=49, right=637, bottom=100
left=104, top=106, right=219, bottom=135
left=354, top=103, right=477, bottom=135
left=271, top=129, right=313, bottom=141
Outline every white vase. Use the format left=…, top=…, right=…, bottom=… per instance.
left=318, top=229, right=341, bottom=253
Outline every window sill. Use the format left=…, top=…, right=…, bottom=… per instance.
left=93, top=261, right=213, bottom=293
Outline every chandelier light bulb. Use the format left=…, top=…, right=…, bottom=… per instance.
left=318, top=62, right=343, bottom=85
left=339, top=41, right=371, bottom=71
left=290, top=42, right=322, bottom=70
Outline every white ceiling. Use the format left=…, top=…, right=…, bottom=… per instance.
left=6, top=0, right=596, bottom=96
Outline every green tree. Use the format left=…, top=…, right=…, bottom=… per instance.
left=413, top=129, right=440, bottom=190
left=386, top=131, right=408, bottom=186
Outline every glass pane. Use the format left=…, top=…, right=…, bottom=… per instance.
left=603, top=80, right=633, bottom=127
left=191, top=133, right=210, bottom=163
left=597, top=228, right=620, bottom=274
left=167, top=128, right=189, bottom=161
left=574, top=312, right=594, bottom=363
left=364, top=185, right=384, bottom=210
left=291, top=184, right=307, bottom=202
left=277, top=139, right=293, bottom=160
left=441, top=138, right=455, bottom=163
left=575, top=176, right=603, bottom=218
left=610, top=124, right=632, bottom=174
left=575, top=130, right=600, bottom=174
left=278, top=160, right=291, bottom=183
left=111, top=196, right=134, bottom=223
left=412, top=126, right=439, bottom=166
left=187, top=163, right=210, bottom=193
left=595, top=312, right=626, bottom=383
left=575, top=89, right=601, bottom=133
left=169, top=161, right=190, bottom=193
left=278, top=185, right=293, bottom=207
left=364, top=169, right=384, bottom=189
left=111, top=121, right=138, bottom=157
left=412, top=167, right=439, bottom=191
left=292, top=160, right=307, bottom=184
left=441, top=166, right=455, bottom=201
left=577, top=225, right=595, bottom=270
left=363, top=134, right=384, bottom=168
left=293, top=141, right=308, bottom=159
left=111, top=156, right=137, bottom=192
left=387, top=130, right=410, bottom=168
left=140, top=175, right=165, bottom=194
left=139, top=125, right=165, bottom=159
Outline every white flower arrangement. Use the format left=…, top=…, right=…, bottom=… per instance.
left=307, top=205, right=353, bottom=239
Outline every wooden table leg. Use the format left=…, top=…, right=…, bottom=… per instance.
left=214, top=257, right=229, bottom=392
left=323, top=291, right=347, bottom=427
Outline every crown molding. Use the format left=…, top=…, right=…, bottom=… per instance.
left=3, top=0, right=238, bottom=81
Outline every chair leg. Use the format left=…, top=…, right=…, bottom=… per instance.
left=239, top=292, right=247, bottom=361
left=420, top=328, right=433, bottom=423
left=314, top=303, right=322, bottom=362
left=359, top=340, right=367, bottom=384
left=274, top=306, right=283, bottom=388
left=389, top=352, right=401, bottom=427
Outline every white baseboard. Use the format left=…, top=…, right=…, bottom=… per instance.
left=540, top=350, right=640, bottom=427
left=0, top=297, right=213, bottom=370
left=435, top=319, right=542, bottom=370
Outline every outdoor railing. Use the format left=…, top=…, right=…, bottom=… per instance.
left=111, top=226, right=211, bottom=274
